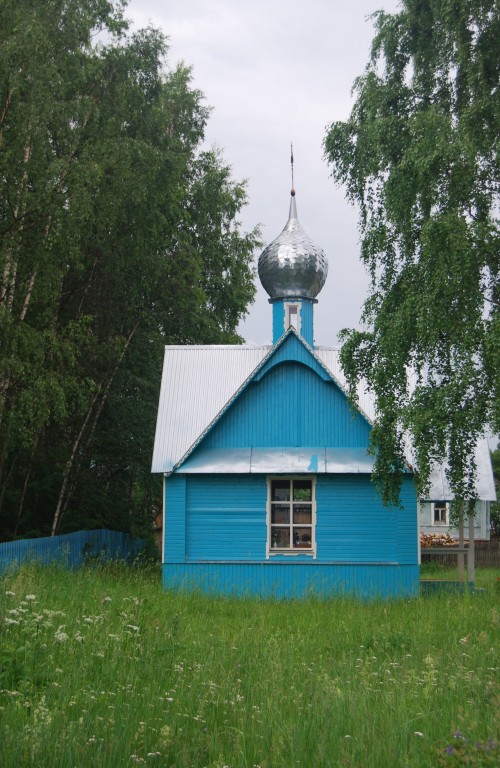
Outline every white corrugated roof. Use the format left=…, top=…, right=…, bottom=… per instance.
left=424, top=439, right=496, bottom=501
left=151, top=345, right=269, bottom=473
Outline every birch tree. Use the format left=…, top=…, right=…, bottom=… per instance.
left=324, top=0, right=499, bottom=505
left=0, top=1, right=259, bottom=538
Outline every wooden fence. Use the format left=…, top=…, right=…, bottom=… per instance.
left=0, top=530, right=144, bottom=573
left=421, top=539, right=500, bottom=568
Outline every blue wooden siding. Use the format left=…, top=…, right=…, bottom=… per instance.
left=316, top=475, right=397, bottom=562
left=162, top=562, right=420, bottom=599
left=396, top=477, right=419, bottom=563
left=200, top=362, right=371, bottom=451
left=164, top=475, right=186, bottom=563
left=166, top=474, right=417, bottom=567
left=300, top=301, right=314, bottom=346
left=254, top=332, right=330, bottom=381
left=315, top=474, right=417, bottom=564
left=185, top=475, right=266, bottom=561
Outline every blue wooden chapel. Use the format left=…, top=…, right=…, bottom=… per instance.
left=151, top=189, right=419, bottom=598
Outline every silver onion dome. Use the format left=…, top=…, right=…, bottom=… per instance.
left=258, top=191, right=328, bottom=300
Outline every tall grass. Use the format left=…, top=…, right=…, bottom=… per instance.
left=1, top=562, right=498, bottom=767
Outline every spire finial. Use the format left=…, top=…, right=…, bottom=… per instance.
left=290, top=143, right=295, bottom=196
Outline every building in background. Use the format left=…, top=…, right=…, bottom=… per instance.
left=419, top=439, right=495, bottom=543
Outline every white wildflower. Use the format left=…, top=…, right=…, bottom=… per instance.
left=55, top=626, right=69, bottom=643
left=127, top=624, right=140, bottom=632
left=5, top=590, right=16, bottom=596
left=414, top=731, right=424, bottom=737
left=25, top=594, right=36, bottom=601
left=5, top=617, right=20, bottom=625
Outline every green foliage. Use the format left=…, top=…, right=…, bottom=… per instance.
left=0, top=1, right=259, bottom=538
left=324, top=0, right=499, bottom=505
left=0, top=563, right=498, bottom=767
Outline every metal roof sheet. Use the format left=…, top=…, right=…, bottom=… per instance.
left=178, top=447, right=376, bottom=474
left=151, top=346, right=269, bottom=473
left=424, top=439, right=496, bottom=501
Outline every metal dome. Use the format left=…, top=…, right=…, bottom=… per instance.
left=258, top=192, right=328, bottom=300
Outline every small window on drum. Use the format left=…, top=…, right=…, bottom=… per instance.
left=284, top=302, right=301, bottom=333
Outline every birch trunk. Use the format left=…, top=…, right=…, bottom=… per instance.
left=0, top=137, right=33, bottom=429
left=50, top=322, right=140, bottom=535
left=458, top=512, right=465, bottom=580
left=50, top=387, right=102, bottom=536
left=467, top=511, right=475, bottom=584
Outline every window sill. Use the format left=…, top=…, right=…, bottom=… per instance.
left=268, top=549, right=315, bottom=557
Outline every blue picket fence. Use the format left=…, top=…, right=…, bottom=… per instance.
left=0, top=530, right=145, bottom=573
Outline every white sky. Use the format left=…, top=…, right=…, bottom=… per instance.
left=125, top=0, right=401, bottom=346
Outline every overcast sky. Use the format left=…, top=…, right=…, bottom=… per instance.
left=126, top=0, right=401, bottom=346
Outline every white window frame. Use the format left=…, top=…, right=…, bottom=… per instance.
left=284, top=302, right=301, bottom=334
left=266, top=476, right=316, bottom=558
left=432, top=501, right=449, bottom=526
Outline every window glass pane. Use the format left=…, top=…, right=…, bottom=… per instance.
left=272, top=480, right=290, bottom=502
left=293, top=480, right=312, bottom=501
left=271, top=504, right=290, bottom=524
left=293, top=504, right=311, bottom=524
left=433, top=503, right=447, bottom=523
left=271, top=527, right=290, bottom=549
left=293, top=527, right=312, bottom=548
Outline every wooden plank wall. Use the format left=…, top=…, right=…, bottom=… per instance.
left=422, top=540, right=500, bottom=568
left=202, top=362, right=371, bottom=450
left=162, top=562, right=420, bottom=599
left=0, top=530, right=144, bottom=572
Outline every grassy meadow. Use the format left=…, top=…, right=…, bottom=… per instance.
left=1, top=562, right=498, bottom=768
